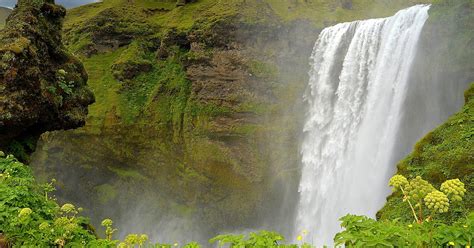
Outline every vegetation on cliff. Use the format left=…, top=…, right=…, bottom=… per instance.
left=378, top=83, right=474, bottom=224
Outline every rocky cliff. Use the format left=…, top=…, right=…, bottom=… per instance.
left=0, top=0, right=94, bottom=159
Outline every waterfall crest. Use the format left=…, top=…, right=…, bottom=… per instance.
left=297, top=5, right=430, bottom=245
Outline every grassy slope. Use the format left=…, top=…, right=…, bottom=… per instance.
left=378, top=84, right=474, bottom=222
left=65, top=0, right=433, bottom=31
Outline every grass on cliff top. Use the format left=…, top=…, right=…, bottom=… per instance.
left=65, top=0, right=434, bottom=32
left=378, top=83, right=474, bottom=223
left=64, top=0, right=436, bottom=127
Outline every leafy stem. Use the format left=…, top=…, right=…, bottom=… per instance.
left=400, top=186, right=419, bottom=223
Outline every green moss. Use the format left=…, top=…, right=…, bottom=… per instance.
left=65, top=0, right=433, bottom=42
left=247, top=60, right=278, bottom=79
left=67, top=34, right=92, bottom=54
left=82, top=46, right=192, bottom=128
left=232, top=124, right=260, bottom=135
left=378, top=83, right=474, bottom=223
left=95, top=183, right=118, bottom=204
left=148, top=0, right=238, bottom=31
left=186, top=102, right=232, bottom=118
left=80, top=48, right=124, bottom=126
left=138, top=54, right=192, bottom=140
left=237, top=101, right=272, bottom=115
left=0, top=36, right=30, bottom=54
left=107, top=166, right=147, bottom=180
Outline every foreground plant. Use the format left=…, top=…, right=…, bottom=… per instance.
left=1, top=153, right=472, bottom=247
left=335, top=175, right=471, bottom=247
left=210, top=230, right=313, bottom=248
left=388, top=175, right=466, bottom=223
left=335, top=213, right=473, bottom=247
left=0, top=153, right=113, bottom=247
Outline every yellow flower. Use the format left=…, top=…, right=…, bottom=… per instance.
left=297, top=235, right=303, bottom=241
left=39, top=222, right=50, bottom=230
left=389, top=175, right=408, bottom=188
left=101, top=218, right=113, bottom=227
left=60, top=203, right=76, bottom=213
left=174, top=243, right=178, bottom=247
left=140, top=234, right=148, bottom=242
left=18, top=208, right=32, bottom=218
left=448, top=241, right=455, bottom=246
left=58, top=69, right=67, bottom=76
left=408, top=224, right=413, bottom=228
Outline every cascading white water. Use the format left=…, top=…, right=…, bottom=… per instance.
left=297, top=5, right=430, bottom=245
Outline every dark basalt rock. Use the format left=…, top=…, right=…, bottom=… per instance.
left=0, top=0, right=94, bottom=149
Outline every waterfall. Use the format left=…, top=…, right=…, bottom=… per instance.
left=297, top=5, right=430, bottom=245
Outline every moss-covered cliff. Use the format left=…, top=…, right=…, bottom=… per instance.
left=30, top=0, right=436, bottom=240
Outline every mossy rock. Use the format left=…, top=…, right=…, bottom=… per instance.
left=0, top=0, right=94, bottom=155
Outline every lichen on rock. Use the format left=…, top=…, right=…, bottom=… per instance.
left=0, top=0, right=94, bottom=150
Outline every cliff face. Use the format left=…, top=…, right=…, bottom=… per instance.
left=30, top=0, right=434, bottom=241
left=0, top=0, right=94, bottom=156
left=33, top=9, right=317, bottom=239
